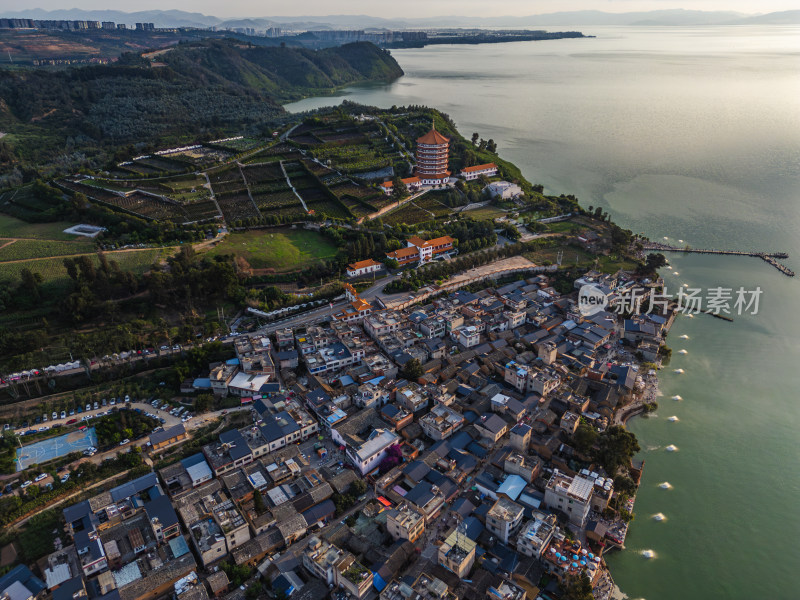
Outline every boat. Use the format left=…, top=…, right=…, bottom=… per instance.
left=665, top=444, right=679, bottom=452
left=642, top=550, right=656, bottom=559
left=652, top=513, right=666, bottom=522
left=668, top=416, right=679, bottom=422
left=659, top=482, right=672, bottom=489
left=674, top=369, right=684, bottom=374
left=679, top=334, right=689, bottom=339
left=678, top=349, right=688, bottom=355
left=672, top=395, right=682, bottom=401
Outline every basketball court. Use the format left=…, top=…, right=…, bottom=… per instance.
left=16, top=427, right=98, bottom=471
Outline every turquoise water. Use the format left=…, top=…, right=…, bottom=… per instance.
left=287, top=26, right=800, bottom=599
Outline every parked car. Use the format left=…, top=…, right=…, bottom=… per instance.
left=42, top=414, right=47, bottom=422
left=110, top=398, right=116, bottom=406
left=69, top=409, right=75, bottom=416
left=93, top=402, right=99, bottom=410
left=66, top=418, right=77, bottom=425
left=34, top=473, right=47, bottom=482
left=60, top=474, right=70, bottom=483
left=38, top=426, right=48, bottom=432
left=52, top=412, right=57, bottom=420
left=60, top=411, right=66, bottom=419
left=120, top=439, right=130, bottom=446
left=101, top=398, right=107, bottom=406
left=20, top=481, right=32, bottom=489
left=85, top=404, right=91, bottom=412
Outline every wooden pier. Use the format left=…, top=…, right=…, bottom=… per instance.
left=642, top=242, right=795, bottom=277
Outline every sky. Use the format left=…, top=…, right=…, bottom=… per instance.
left=0, top=1, right=796, bottom=19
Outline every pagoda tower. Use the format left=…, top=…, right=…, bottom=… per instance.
left=415, top=121, right=451, bottom=184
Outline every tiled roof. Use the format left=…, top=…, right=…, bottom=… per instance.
left=417, top=126, right=449, bottom=145
left=461, top=162, right=497, bottom=173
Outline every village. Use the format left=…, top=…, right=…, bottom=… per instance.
left=0, top=259, right=674, bottom=600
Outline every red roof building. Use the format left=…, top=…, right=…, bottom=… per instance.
left=415, top=122, right=451, bottom=184
left=460, top=162, right=499, bottom=181
left=386, top=235, right=455, bottom=265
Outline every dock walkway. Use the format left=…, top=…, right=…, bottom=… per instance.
left=642, top=242, right=794, bottom=276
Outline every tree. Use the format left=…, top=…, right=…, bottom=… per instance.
left=253, top=490, right=267, bottom=515
left=572, top=422, right=598, bottom=455
left=486, top=139, right=497, bottom=153
left=391, top=176, right=407, bottom=205
left=594, top=425, right=640, bottom=476
left=194, top=393, right=213, bottom=413
left=559, top=573, right=595, bottom=600
left=401, top=358, right=423, bottom=380
left=471, top=132, right=479, bottom=146
left=349, top=479, right=367, bottom=497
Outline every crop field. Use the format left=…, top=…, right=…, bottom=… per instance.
left=183, top=200, right=222, bottom=222
left=157, top=176, right=211, bottom=203
left=337, top=196, right=374, bottom=219
left=205, top=229, right=338, bottom=272
left=305, top=199, right=352, bottom=220
left=210, top=137, right=264, bottom=152
left=414, top=196, right=453, bottom=219
left=104, top=192, right=187, bottom=222
left=0, top=239, right=95, bottom=262
left=133, top=156, right=188, bottom=174
left=382, top=202, right=437, bottom=226
left=0, top=214, right=78, bottom=241
left=0, top=184, right=66, bottom=222
left=302, top=159, right=336, bottom=178
left=253, top=189, right=304, bottom=212
left=216, top=193, right=260, bottom=222
left=242, top=163, right=285, bottom=184
left=0, top=248, right=165, bottom=283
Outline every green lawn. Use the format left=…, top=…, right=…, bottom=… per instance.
left=462, top=205, right=508, bottom=220
left=205, top=229, right=339, bottom=271
left=0, top=214, right=79, bottom=240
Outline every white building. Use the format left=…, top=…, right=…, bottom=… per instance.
left=347, top=428, right=399, bottom=475
left=486, top=497, right=525, bottom=544
left=346, top=258, right=383, bottom=278
left=460, top=162, right=498, bottom=181
left=516, top=512, right=557, bottom=558
left=485, top=181, right=523, bottom=200
left=544, top=471, right=594, bottom=527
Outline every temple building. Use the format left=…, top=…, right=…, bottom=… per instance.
left=415, top=122, right=451, bottom=185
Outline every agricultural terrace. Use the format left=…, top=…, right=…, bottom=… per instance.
left=204, top=228, right=339, bottom=272
left=0, top=248, right=166, bottom=284
left=289, top=115, right=401, bottom=176
left=0, top=213, right=78, bottom=241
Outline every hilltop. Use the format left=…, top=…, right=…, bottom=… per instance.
left=0, top=39, right=403, bottom=177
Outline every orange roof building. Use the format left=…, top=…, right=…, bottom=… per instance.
left=415, top=121, right=451, bottom=184
left=346, top=258, right=383, bottom=278
left=379, top=176, right=422, bottom=194
left=386, top=235, right=455, bottom=265
left=460, top=163, right=499, bottom=181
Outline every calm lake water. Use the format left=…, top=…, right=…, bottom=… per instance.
left=286, top=26, right=800, bottom=599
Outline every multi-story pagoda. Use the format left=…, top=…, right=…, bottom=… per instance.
left=415, top=121, right=451, bottom=185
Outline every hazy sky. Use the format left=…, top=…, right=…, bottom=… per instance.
left=0, top=1, right=796, bottom=18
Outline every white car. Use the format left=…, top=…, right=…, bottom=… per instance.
left=52, top=412, right=57, bottom=420
left=60, top=411, right=66, bottom=419
left=110, top=398, right=116, bottom=406
left=34, top=473, right=47, bottom=482
left=60, top=474, right=70, bottom=483
left=120, top=439, right=130, bottom=446
left=20, top=481, right=32, bottom=489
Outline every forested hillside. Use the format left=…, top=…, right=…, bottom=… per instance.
left=0, top=39, right=403, bottom=181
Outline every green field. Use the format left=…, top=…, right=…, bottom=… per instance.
left=205, top=229, right=339, bottom=271
left=0, top=248, right=166, bottom=283
left=0, top=214, right=79, bottom=240
left=462, top=205, right=508, bottom=220
left=0, top=239, right=96, bottom=262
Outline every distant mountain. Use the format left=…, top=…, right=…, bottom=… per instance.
left=3, top=8, right=799, bottom=29
left=734, top=10, right=800, bottom=24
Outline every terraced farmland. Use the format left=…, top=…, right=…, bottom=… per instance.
left=0, top=248, right=166, bottom=283
left=0, top=239, right=95, bottom=262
